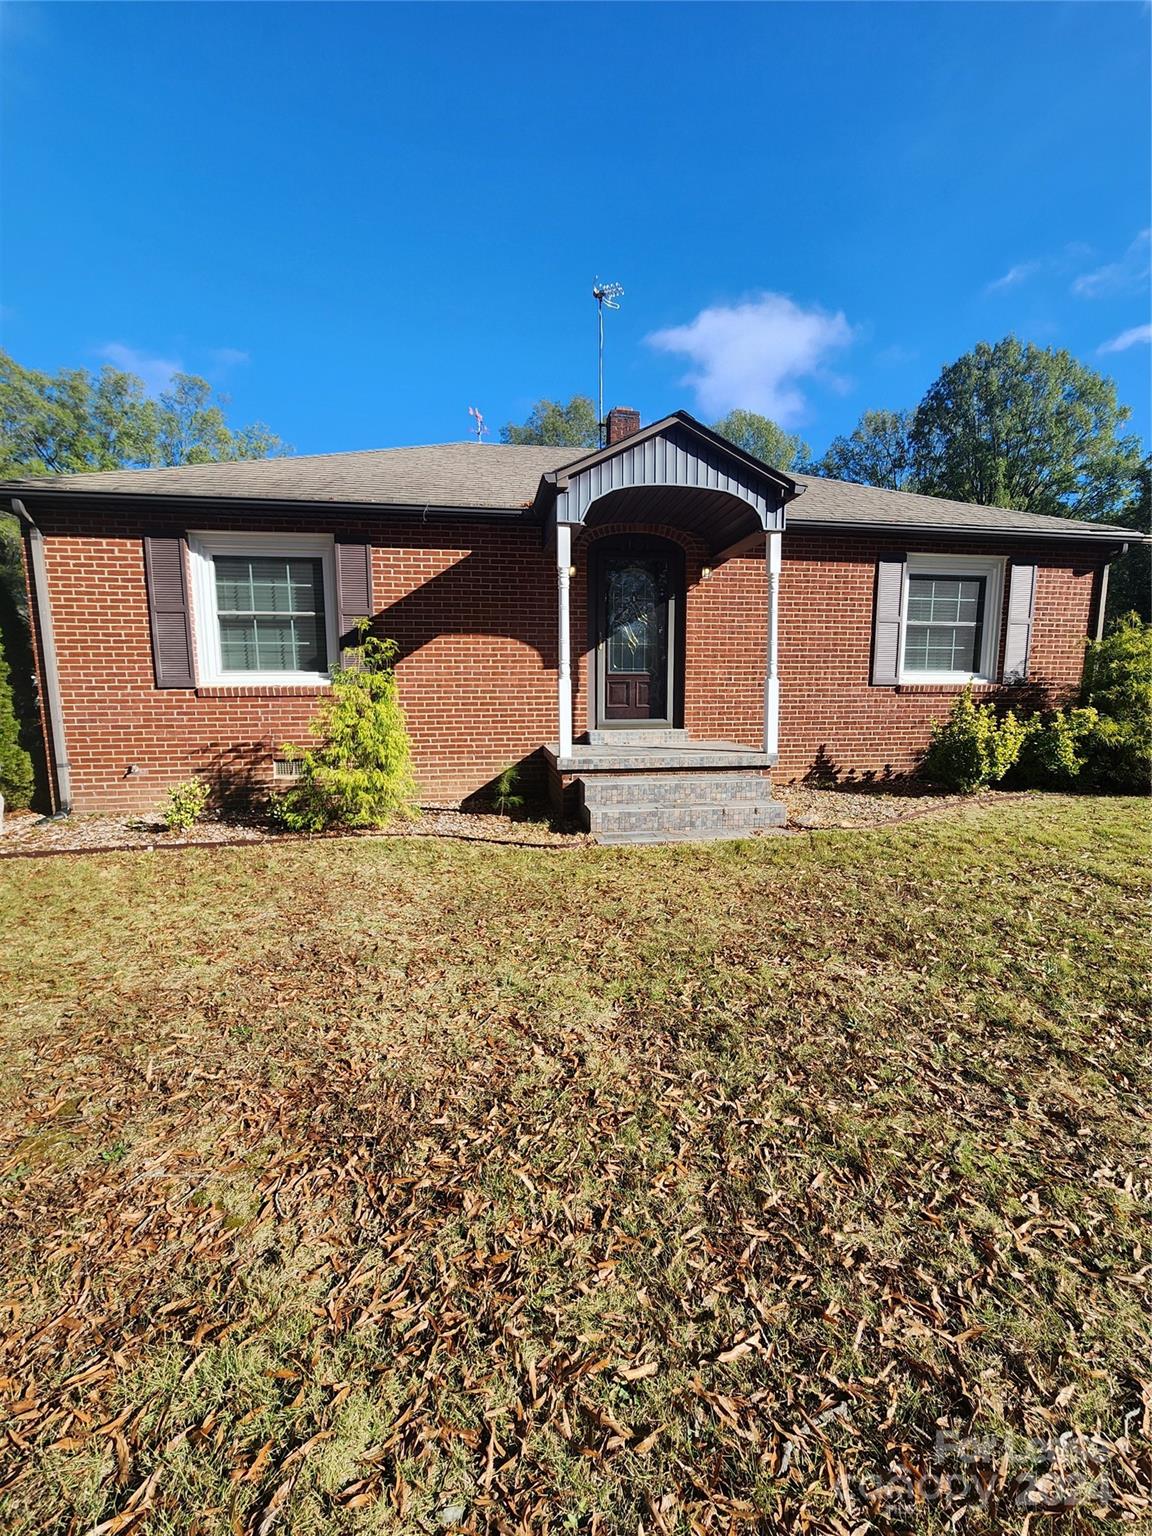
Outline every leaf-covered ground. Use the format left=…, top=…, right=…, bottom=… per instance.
left=1, top=796, right=1149, bottom=1534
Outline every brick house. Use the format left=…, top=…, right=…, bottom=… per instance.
left=6, top=409, right=1136, bottom=841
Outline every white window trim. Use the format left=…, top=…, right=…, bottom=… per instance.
left=898, top=552, right=1006, bottom=685
left=188, top=531, right=339, bottom=687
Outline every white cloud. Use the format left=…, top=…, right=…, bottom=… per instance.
left=645, top=292, right=853, bottom=423
left=1072, top=230, right=1151, bottom=298
left=97, top=342, right=182, bottom=395
left=1098, top=323, right=1152, bottom=354
left=986, top=260, right=1042, bottom=294
left=210, top=346, right=250, bottom=369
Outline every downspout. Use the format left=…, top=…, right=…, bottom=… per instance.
left=11, top=498, right=71, bottom=813
left=1093, top=551, right=1124, bottom=643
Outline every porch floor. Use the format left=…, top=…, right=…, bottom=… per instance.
left=544, top=740, right=775, bottom=774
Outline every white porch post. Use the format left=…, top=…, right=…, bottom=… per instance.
left=556, top=523, right=573, bottom=757
left=764, top=529, right=782, bottom=756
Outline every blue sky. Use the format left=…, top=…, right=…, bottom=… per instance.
left=1, top=2, right=1149, bottom=458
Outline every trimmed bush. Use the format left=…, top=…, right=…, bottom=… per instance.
left=1011, top=707, right=1099, bottom=788
left=922, top=688, right=1026, bottom=793
left=274, top=629, right=416, bottom=832
left=162, top=777, right=210, bottom=833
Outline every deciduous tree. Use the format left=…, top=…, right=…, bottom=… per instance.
left=909, top=338, right=1143, bottom=522
left=711, top=409, right=809, bottom=471
left=811, top=409, right=915, bottom=489
left=501, top=396, right=599, bottom=448
left=0, top=350, right=284, bottom=476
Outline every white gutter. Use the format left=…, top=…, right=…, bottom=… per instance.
left=11, top=498, right=71, bottom=813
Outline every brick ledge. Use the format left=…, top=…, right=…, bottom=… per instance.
left=194, top=685, right=331, bottom=699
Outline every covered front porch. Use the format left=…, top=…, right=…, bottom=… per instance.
left=530, top=412, right=801, bottom=841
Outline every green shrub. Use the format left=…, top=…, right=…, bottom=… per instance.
left=922, top=688, right=1026, bottom=793
left=0, top=624, right=34, bottom=810
left=162, top=777, right=210, bottom=833
left=1011, top=707, right=1099, bottom=788
left=274, top=629, right=416, bottom=832
left=1079, top=613, right=1152, bottom=792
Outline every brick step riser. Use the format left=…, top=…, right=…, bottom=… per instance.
left=580, top=774, right=778, bottom=808
left=584, top=802, right=787, bottom=837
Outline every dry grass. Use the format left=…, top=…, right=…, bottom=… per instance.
left=1, top=796, right=1149, bottom=1534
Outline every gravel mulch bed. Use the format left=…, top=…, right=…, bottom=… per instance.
left=0, top=806, right=588, bottom=856
left=777, top=781, right=1012, bottom=829
left=1, top=785, right=1022, bottom=856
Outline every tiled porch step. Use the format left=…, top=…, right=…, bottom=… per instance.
left=548, top=743, right=773, bottom=772
left=580, top=772, right=777, bottom=808
left=586, top=729, right=690, bottom=746
left=586, top=798, right=787, bottom=842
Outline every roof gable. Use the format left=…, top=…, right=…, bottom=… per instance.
left=540, top=412, right=796, bottom=533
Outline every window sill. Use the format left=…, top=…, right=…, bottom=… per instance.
left=893, top=679, right=1000, bottom=694
left=195, top=684, right=332, bottom=699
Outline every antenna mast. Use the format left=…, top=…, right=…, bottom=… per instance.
left=592, top=279, right=623, bottom=447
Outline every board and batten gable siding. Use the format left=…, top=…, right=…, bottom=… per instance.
left=554, top=423, right=785, bottom=537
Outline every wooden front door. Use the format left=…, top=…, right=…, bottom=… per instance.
left=594, top=538, right=681, bottom=725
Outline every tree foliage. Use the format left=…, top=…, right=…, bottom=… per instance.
left=711, top=410, right=809, bottom=471
left=0, top=612, right=34, bottom=809
left=501, top=396, right=599, bottom=449
left=0, top=350, right=284, bottom=477
left=812, top=409, right=916, bottom=489
left=908, top=338, right=1143, bottom=521
left=1103, top=456, right=1150, bottom=624
left=1080, top=613, right=1152, bottom=791
left=0, top=512, right=40, bottom=805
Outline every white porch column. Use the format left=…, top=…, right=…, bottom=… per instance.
left=556, top=523, right=573, bottom=757
left=764, top=529, right=782, bottom=756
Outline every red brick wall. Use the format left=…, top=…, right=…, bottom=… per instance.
left=28, top=500, right=1105, bottom=812
left=33, top=502, right=556, bottom=812
left=775, top=531, right=1103, bottom=780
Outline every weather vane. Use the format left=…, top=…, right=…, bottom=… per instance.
left=468, top=406, right=488, bottom=443
left=593, top=279, right=624, bottom=447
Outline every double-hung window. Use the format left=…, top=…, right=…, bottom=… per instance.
left=898, top=554, right=1004, bottom=684
left=189, top=533, right=338, bottom=686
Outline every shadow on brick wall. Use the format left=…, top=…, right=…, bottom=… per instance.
left=194, top=741, right=273, bottom=816
left=459, top=751, right=548, bottom=817
left=367, top=552, right=554, bottom=668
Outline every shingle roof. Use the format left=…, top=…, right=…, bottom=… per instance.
left=1, top=442, right=574, bottom=510
left=2, top=438, right=1140, bottom=541
left=787, top=473, right=1132, bottom=540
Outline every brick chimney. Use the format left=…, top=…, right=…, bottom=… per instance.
left=605, top=406, right=641, bottom=446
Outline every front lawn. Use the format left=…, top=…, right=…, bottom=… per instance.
left=1, top=797, right=1149, bottom=1533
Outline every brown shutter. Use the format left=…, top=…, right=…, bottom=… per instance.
left=143, top=536, right=195, bottom=688
left=871, top=555, right=906, bottom=685
left=336, top=542, right=373, bottom=660
left=1002, top=562, right=1037, bottom=683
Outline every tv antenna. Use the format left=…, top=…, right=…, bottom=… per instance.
left=593, top=279, right=624, bottom=447
left=467, top=405, right=488, bottom=442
